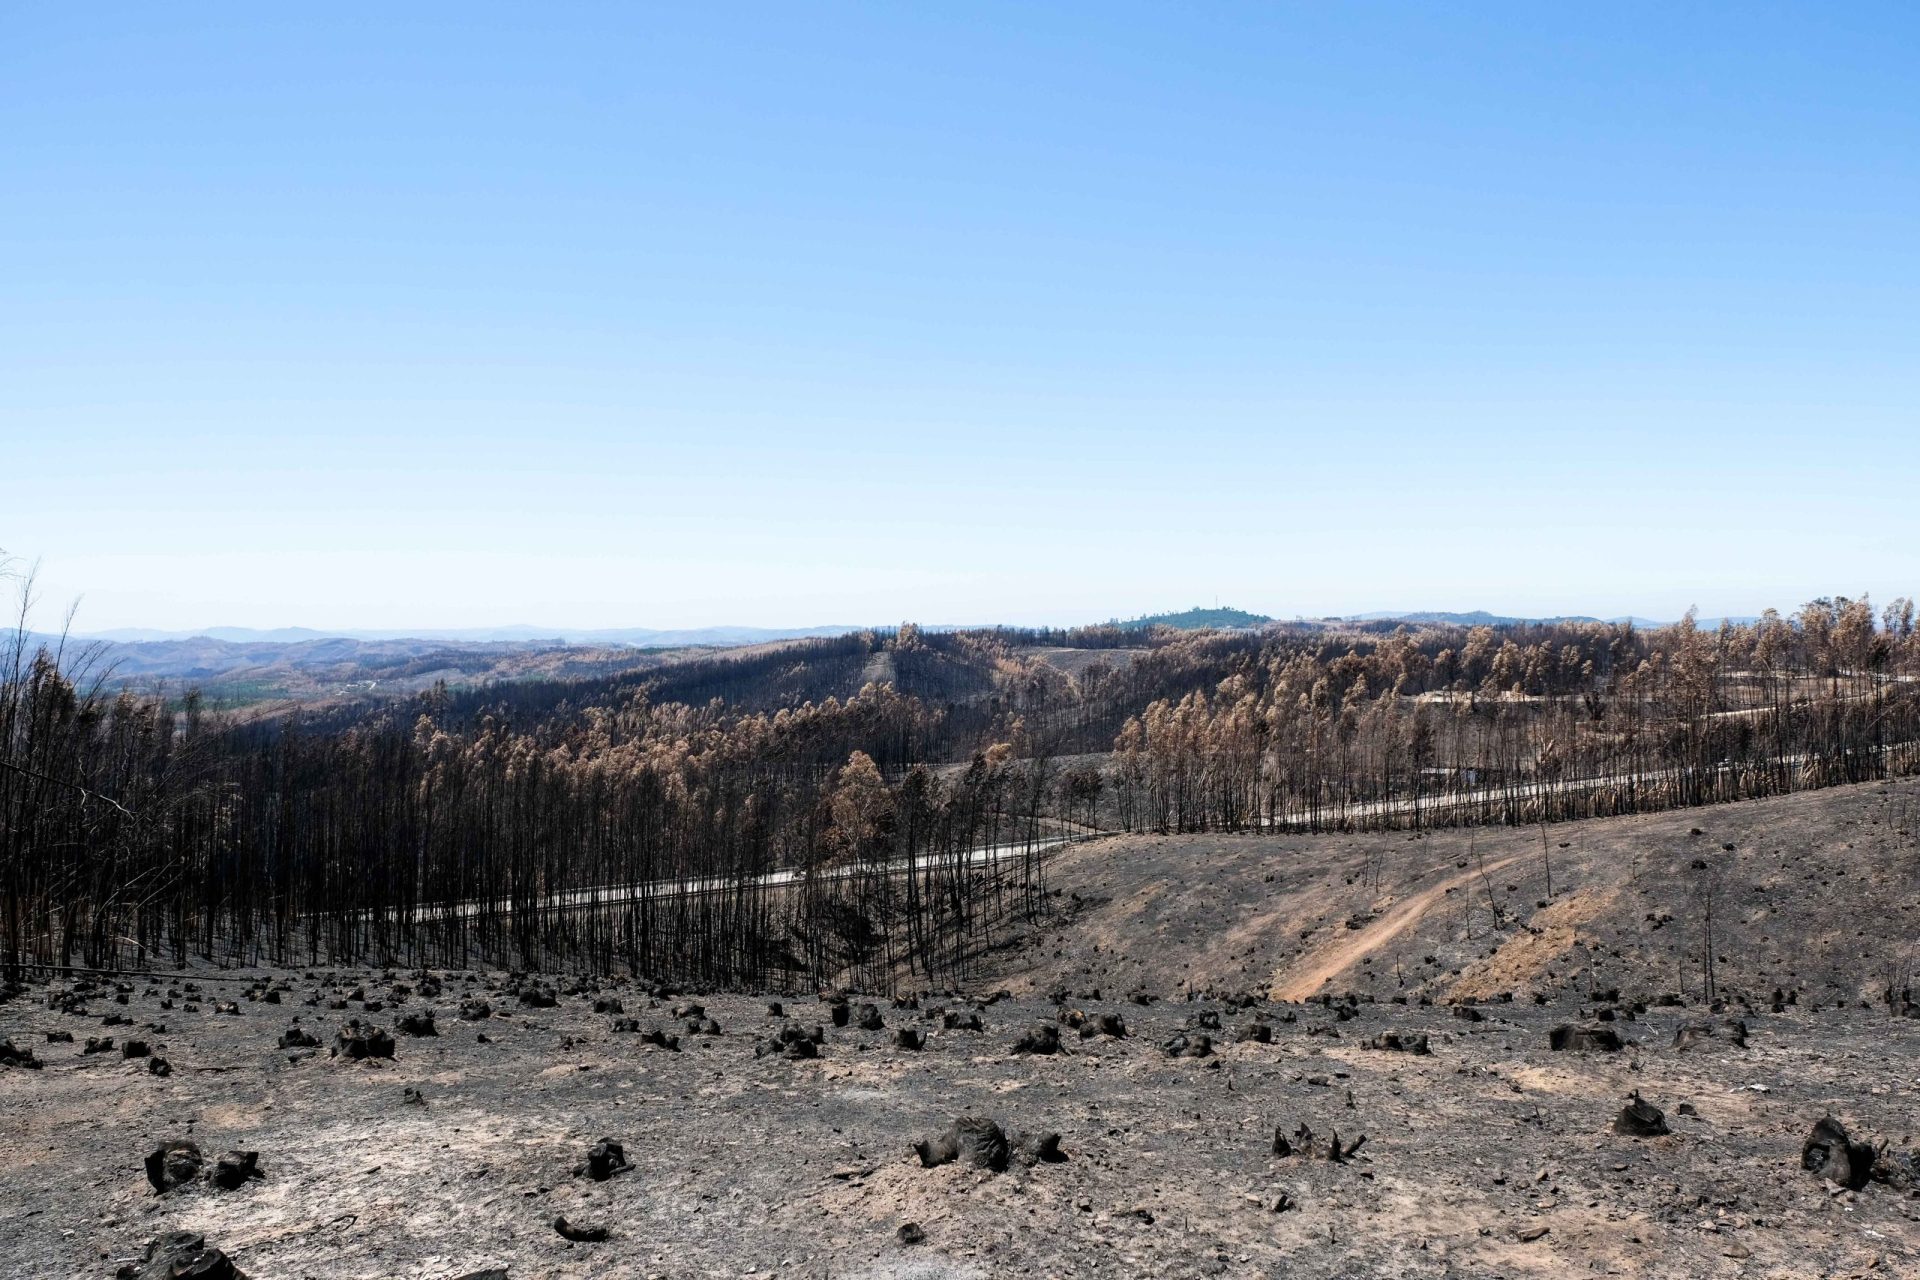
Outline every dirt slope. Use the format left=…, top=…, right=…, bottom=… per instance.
left=992, top=778, right=1920, bottom=1009
left=4, top=779, right=1919, bottom=1279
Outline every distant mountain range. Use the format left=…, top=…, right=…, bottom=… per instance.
left=9, top=606, right=1773, bottom=709
left=54, top=607, right=1763, bottom=653
left=14, top=630, right=698, bottom=706
left=73, top=623, right=863, bottom=647
left=1347, top=610, right=1761, bottom=628
left=1106, top=606, right=1763, bottom=632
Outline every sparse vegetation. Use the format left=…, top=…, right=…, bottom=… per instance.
left=7, top=564, right=1920, bottom=998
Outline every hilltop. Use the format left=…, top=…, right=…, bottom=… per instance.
left=1113, top=606, right=1273, bottom=631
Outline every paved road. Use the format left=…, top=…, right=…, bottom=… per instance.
left=1260, top=742, right=1907, bottom=830
left=405, top=742, right=1911, bottom=919
left=407, top=833, right=1077, bottom=921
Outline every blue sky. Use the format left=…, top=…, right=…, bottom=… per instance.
left=5, top=4, right=1916, bottom=631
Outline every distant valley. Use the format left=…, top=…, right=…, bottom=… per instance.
left=25, top=603, right=1768, bottom=709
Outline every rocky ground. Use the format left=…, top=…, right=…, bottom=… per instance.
left=4, top=781, right=1920, bottom=1279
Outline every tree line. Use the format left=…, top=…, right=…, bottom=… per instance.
left=7, top=566, right=1917, bottom=990
left=1108, top=600, right=1920, bottom=832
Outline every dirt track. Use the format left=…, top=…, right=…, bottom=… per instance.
left=991, top=778, right=1920, bottom=1009
left=1268, top=848, right=1533, bottom=1001
left=5, top=779, right=1920, bottom=1278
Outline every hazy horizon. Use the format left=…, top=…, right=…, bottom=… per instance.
left=11, top=602, right=1815, bottom=645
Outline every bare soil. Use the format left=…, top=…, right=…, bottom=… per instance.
left=999, top=779, right=1920, bottom=1010
left=4, top=780, right=1919, bottom=1279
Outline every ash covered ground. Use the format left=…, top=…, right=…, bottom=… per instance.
left=5, top=781, right=1920, bottom=1279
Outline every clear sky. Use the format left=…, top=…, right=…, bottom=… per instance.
left=5, top=4, right=1916, bottom=632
